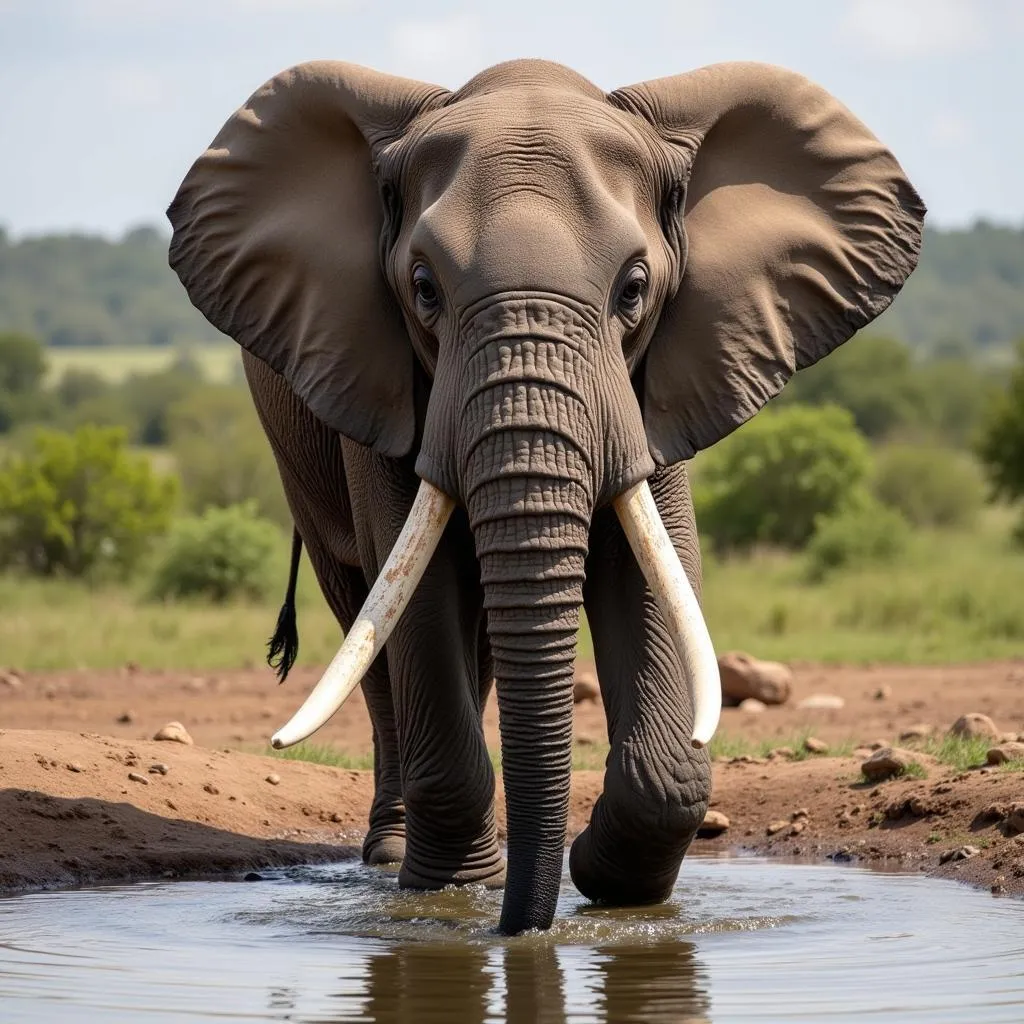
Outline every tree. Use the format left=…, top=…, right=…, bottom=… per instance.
left=693, top=404, right=873, bottom=552
left=0, top=332, right=50, bottom=433
left=0, top=425, right=178, bottom=577
left=976, top=340, right=1024, bottom=503
left=167, top=385, right=290, bottom=526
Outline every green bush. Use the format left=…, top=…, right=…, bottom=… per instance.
left=872, top=443, right=985, bottom=527
left=0, top=425, right=177, bottom=577
left=0, top=332, right=51, bottom=433
left=804, top=500, right=911, bottom=582
left=167, top=385, right=291, bottom=527
left=977, top=339, right=1024, bottom=503
left=149, top=502, right=281, bottom=603
left=693, top=404, right=873, bottom=552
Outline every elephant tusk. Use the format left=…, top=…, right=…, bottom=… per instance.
left=613, top=480, right=721, bottom=748
left=271, top=480, right=455, bottom=749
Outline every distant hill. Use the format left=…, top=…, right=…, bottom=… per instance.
left=1, top=220, right=1022, bottom=356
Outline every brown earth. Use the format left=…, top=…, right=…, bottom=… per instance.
left=2, top=659, right=1023, bottom=899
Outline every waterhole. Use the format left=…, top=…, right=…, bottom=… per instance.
left=1, top=855, right=1022, bottom=1022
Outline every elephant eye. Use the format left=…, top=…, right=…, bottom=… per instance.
left=617, top=264, right=649, bottom=319
left=412, top=264, right=441, bottom=314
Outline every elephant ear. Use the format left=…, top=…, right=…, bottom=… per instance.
left=167, top=61, right=448, bottom=456
left=610, top=62, right=925, bottom=464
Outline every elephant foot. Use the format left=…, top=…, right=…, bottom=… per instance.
left=398, top=845, right=507, bottom=890
left=362, top=831, right=406, bottom=866
left=569, top=824, right=681, bottom=906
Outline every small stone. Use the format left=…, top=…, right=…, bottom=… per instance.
left=329, top=812, right=343, bottom=823
left=872, top=685, right=892, bottom=701
left=899, top=724, right=934, bottom=741
left=153, top=721, right=193, bottom=745
left=791, top=807, right=809, bottom=820
left=148, top=763, right=169, bottom=775
left=265, top=773, right=281, bottom=786
left=116, top=710, right=135, bottom=724
left=697, top=810, right=730, bottom=837
left=949, top=713, right=999, bottom=740
left=244, top=872, right=264, bottom=882
left=572, top=671, right=600, bottom=704
left=939, top=845, right=980, bottom=864
left=766, top=819, right=789, bottom=836
left=869, top=740, right=888, bottom=750
left=203, top=783, right=220, bottom=795
left=789, top=820, right=806, bottom=836
left=0, top=670, right=23, bottom=690
left=861, top=747, right=919, bottom=782
left=718, top=652, right=792, bottom=706
left=796, top=694, right=845, bottom=711
left=992, top=875, right=1006, bottom=895
left=768, top=746, right=795, bottom=759
left=65, top=762, right=84, bottom=773
left=738, top=698, right=766, bottom=714
left=1003, top=804, right=1024, bottom=837
left=804, top=737, right=829, bottom=754
left=127, top=771, right=148, bottom=785
left=986, top=742, right=1024, bottom=766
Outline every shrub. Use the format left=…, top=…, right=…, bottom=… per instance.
left=167, top=386, right=291, bottom=527
left=804, top=500, right=911, bottom=582
left=693, top=404, right=873, bottom=552
left=977, top=339, right=1024, bottom=503
left=872, top=443, right=985, bottom=527
left=149, top=502, right=281, bottom=602
left=0, top=425, right=177, bottom=577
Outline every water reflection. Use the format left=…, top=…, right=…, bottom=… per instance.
left=300, top=936, right=710, bottom=1023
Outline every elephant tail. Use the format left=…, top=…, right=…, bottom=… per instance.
left=267, top=527, right=302, bottom=684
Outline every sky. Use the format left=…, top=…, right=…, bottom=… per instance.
left=0, top=0, right=1021, bottom=238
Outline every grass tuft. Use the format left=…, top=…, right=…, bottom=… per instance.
left=265, top=743, right=373, bottom=770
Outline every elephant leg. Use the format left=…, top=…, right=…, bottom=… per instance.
left=344, top=445, right=505, bottom=889
left=570, top=463, right=712, bottom=905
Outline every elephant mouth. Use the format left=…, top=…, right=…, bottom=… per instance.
left=270, top=477, right=721, bottom=750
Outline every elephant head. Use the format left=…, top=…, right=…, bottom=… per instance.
left=167, top=58, right=924, bottom=933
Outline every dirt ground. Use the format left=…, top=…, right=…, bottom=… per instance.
left=2, top=658, right=1023, bottom=900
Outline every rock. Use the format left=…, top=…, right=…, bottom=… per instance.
left=804, top=737, right=829, bottom=754
left=853, top=747, right=873, bottom=758
left=116, top=710, right=135, bottom=724
left=868, top=740, right=888, bottom=750
left=127, top=771, right=149, bottom=785
left=572, top=672, right=600, bottom=704
left=265, top=773, right=281, bottom=786
left=203, top=783, right=220, bottom=795
left=65, top=762, right=84, bottom=773
left=148, top=763, right=170, bottom=775
left=766, top=819, right=789, bottom=836
left=0, top=669, right=23, bottom=690
left=796, top=694, right=845, bottom=711
left=329, top=812, right=343, bottom=823
left=791, top=807, right=809, bottom=821
left=986, top=742, right=1024, bottom=765
left=949, top=713, right=999, bottom=740
left=697, top=810, right=730, bottom=837
left=1004, top=805, right=1024, bottom=837
left=899, top=724, right=934, bottom=741
left=998, top=732, right=1020, bottom=743
left=153, top=721, right=193, bottom=745
left=738, top=698, right=766, bottom=714
left=939, top=845, right=980, bottom=865
left=861, top=746, right=919, bottom=782
left=718, top=652, right=792, bottom=706
left=789, top=820, right=806, bottom=836
left=872, top=685, right=892, bottom=701
left=767, top=746, right=795, bottom=759
left=244, top=872, right=264, bottom=882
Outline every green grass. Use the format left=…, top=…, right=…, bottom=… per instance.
left=44, top=345, right=241, bottom=385
left=706, top=729, right=855, bottom=762
left=0, top=508, right=1020, bottom=672
left=265, top=743, right=374, bottom=770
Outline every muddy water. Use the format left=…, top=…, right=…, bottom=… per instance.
left=1, top=856, right=1022, bottom=1023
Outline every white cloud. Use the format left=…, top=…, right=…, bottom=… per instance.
left=928, top=110, right=972, bottom=146
left=840, top=0, right=987, bottom=57
left=389, top=12, right=484, bottom=82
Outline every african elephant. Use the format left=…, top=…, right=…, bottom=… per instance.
left=167, top=58, right=923, bottom=934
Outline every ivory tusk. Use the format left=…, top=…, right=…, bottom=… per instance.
left=271, top=480, right=454, bottom=749
left=613, top=480, right=721, bottom=748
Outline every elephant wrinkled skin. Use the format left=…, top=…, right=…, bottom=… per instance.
left=167, top=58, right=924, bottom=933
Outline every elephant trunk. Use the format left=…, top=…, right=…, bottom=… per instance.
left=459, top=323, right=595, bottom=933
left=469, top=473, right=588, bottom=934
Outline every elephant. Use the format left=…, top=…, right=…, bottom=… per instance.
left=166, top=57, right=924, bottom=934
